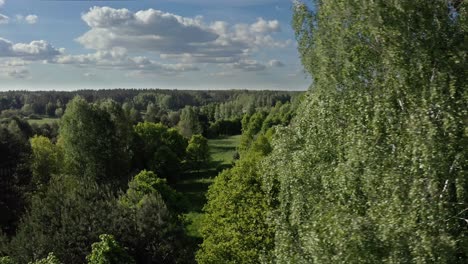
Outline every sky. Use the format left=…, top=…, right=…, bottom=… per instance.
left=0, top=0, right=310, bottom=91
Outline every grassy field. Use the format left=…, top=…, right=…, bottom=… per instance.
left=27, top=117, right=60, bottom=125
left=176, top=135, right=241, bottom=239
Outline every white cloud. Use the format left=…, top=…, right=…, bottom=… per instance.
left=0, top=0, right=4, bottom=8
left=15, top=14, right=39, bottom=24
left=0, top=14, right=8, bottom=24
left=54, top=48, right=199, bottom=75
left=25, top=14, right=38, bottom=24
left=232, top=59, right=267, bottom=72
left=76, top=7, right=288, bottom=66
left=0, top=37, right=62, bottom=60
left=268, top=59, right=284, bottom=67
left=250, top=18, right=280, bottom=34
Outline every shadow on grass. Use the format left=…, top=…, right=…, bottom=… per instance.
left=210, top=145, right=237, bottom=152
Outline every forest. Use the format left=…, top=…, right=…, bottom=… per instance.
left=0, top=0, right=467, bottom=263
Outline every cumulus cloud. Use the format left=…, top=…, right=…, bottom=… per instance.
left=76, top=7, right=288, bottom=67
left=250, top=18, right=280, bottom=34
left=16, top=14, right=39, bottom=24
left=0, top=38, right=62, bottom=60
left=0, top=0, right=4, bottom=7
left=0, top=14, right=8, bottom=24
left=25, top=14, right=38, bottom=24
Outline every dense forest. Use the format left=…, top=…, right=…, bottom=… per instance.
left=0, top=88, right=301, bottom=263
left=1, top=0, right=467, bottom=263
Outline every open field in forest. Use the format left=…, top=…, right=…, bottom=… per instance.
left=176, top=135, right=241, bottom=238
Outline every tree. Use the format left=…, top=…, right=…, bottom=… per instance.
left=133, top=122, right=187, bottom=183
left=60, top=97, right=131, bottom=186
left=30, top=136, right=62, bottom=190
left=177, top=106, right=202, bottom=138
left=197, top=138, right=273, bottom=264
left=186, top=135, right=210, bottom=172
left=86, top=235, right=134, bottom=264
left=0, top=125, right=31, bottom=235
left=116, top=170, right=193, bottom=263
left=259, top=0, right=468, bottom=263
left=45, top=102, right=56, bottom=117
left=8, top=175, right=118, bottom=264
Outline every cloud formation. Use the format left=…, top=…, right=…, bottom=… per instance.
left=76, top=7, right=288, bottom=68
left=0, top=38, right=62, bottom=60
left=15, top=14, right=39, bottom=24
left=54, top=47, right=199, bottom=75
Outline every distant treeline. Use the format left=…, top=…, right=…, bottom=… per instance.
left=0, top=89, right=303, bottom=139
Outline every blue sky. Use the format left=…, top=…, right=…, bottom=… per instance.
left=0, top=0, right=309, bottom=90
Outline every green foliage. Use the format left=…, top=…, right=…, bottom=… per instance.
left=0, top=122, right=31, bottom=235
left=186, top=134, right=210, bottom=171
left=86, top=235, right=134, bottom=264
left=260, top=0, right=468, bottom=263
left=9, top=175, right=118, bottom=264
left=60, top=96, right=131, bottom=186
left=120, top=170, right=187, bottom=213
left=28, top=253, right=61, bottom=264
left=197, top=149, right=274, bottom=264
left=30, top=136, right=62, bottom=190
left=134, top=122, right=187, bottom=183
left=117, top=171, right=193, bottom=263
left=178, top=106, right=202, bottom=138
left=0, top=257, right=15, bottom=264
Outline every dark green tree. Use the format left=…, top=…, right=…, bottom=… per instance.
left=60, top=97, right=131, bottom=186
left=133, top=122, right=187, bottom=183
left=117, top=170, right=193, bottom=263
left=186, top=134, right=210, bottom=172
left=0, top=125, right=31, bottom=235
left=9, top=175, right=118, bottom=264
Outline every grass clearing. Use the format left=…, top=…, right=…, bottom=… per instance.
left=176, top=134, right=241, bottom=239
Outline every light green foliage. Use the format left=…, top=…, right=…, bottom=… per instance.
left=0, top=257, right=15, bottom=264
left=134, top=122, right=187, bottom=182
left=120, top=170, right=187, bottom=213
left=86, top=235, right=134, bottom=264
left=186, top=134, right=210, bottom=171
left=30, top=136, right=62, bottom=189
left=28, top=253, right=61, bottom=264
left=239, top=111, right=267, bottom=151
left=197, top=135, right=274, bottom=264
left=261, top=0, right=468, bottom=263
left=178, top=106, right=202, bottom=138
left=60, top=97, right=131, bottom=186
